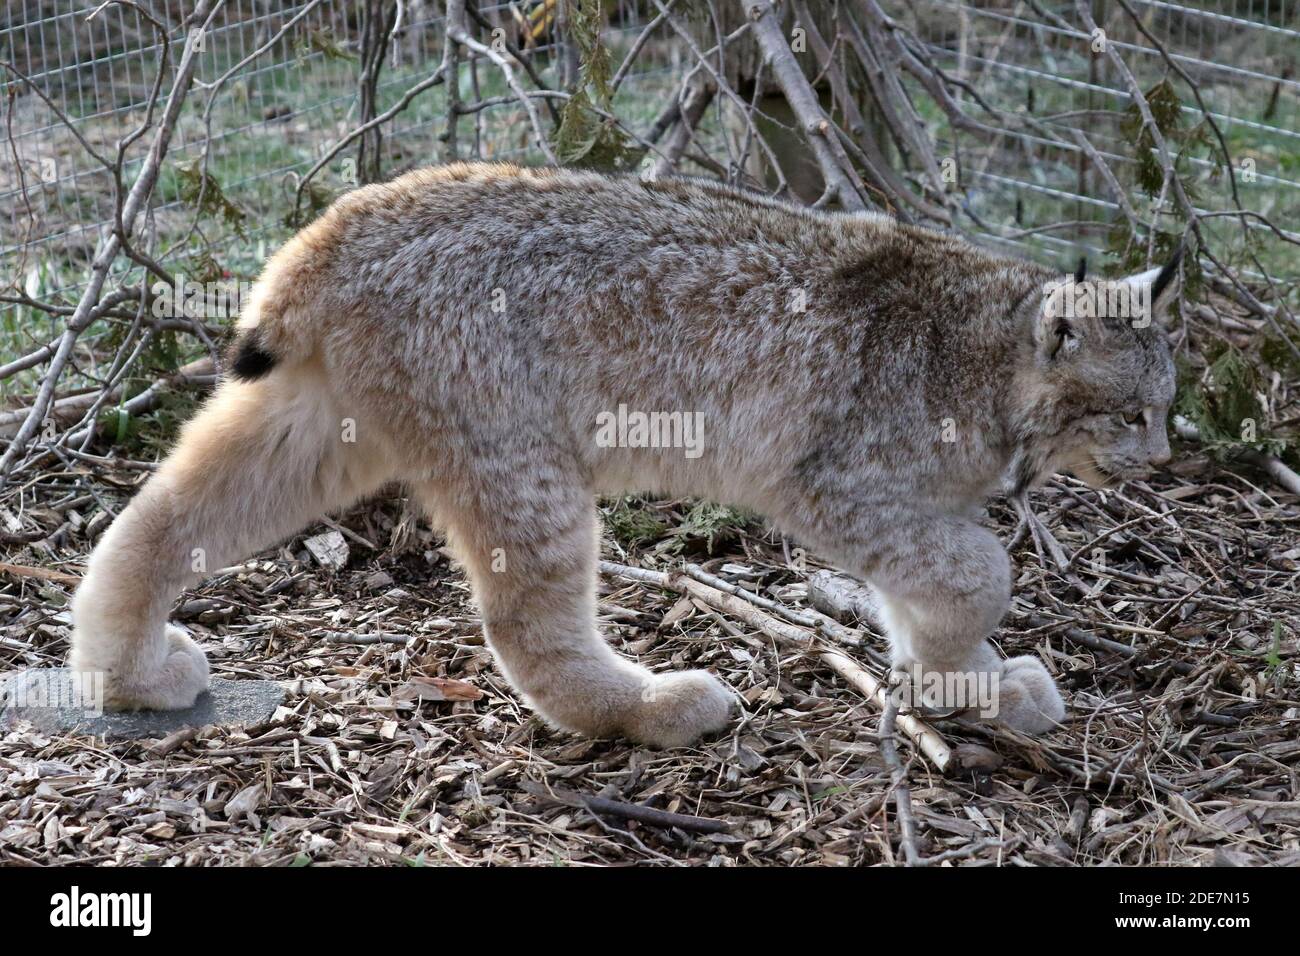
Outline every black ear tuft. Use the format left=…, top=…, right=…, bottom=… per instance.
left=228, top=328, right=277, bottom=381
left=1151, top=242, right=1184, bottom=305
left=1074, top=257, right=1087, bottom=285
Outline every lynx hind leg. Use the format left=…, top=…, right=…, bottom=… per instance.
left=70, top=371, right=388, bottom=710
left=428, top=476, right=733, bottom=748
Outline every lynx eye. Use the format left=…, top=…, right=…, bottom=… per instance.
left=1120, top=410, right=1144, bottom=427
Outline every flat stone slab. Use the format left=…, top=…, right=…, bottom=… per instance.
left=0, top=668, right=284, bottom=739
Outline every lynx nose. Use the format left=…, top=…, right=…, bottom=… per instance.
left=1149, top=432, right=1172, bottom=467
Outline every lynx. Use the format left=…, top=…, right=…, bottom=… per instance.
left=69, top=163, right=1179, bottom=747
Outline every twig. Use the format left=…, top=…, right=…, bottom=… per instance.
left=446, top=0, right=557, bottom=165
left=323, top=632, right=412, bottom=646
left=1019, top=612, right=1194, bottom=677
left=741, top=0, right=868, bottom=210
left=0, top=562, right=81, bottom=587
left=879, top=692, right=921, bottom=865
left=0, top=0, right=219, bottom=482
left=1174, top=418, right=1300, bottom=498
left=651, top=70, right=715, bottom=179
left=518, top=780, right=731, bottom=833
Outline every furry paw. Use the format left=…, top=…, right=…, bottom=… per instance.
left=992, top=655, right=1065, bottom=734
left=71, top=624, right=210, bottom=712
left=626, top=670, right=735, bottom=748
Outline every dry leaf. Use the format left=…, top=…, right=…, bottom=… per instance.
left=393, top=676, right=483, bottom=702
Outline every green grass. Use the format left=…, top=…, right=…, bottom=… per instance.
left=4, top=15, right=1296, bottom=409
left=0, top=24, right=687, bottom=408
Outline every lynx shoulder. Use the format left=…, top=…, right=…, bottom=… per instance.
left=69, top=162, right=1179, bottom=746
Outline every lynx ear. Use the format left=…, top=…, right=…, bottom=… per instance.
left=1033, top=279, right=1081, bottom=362
left=1033, top=256, right=1091, bottom=361
left=1123, top=244, right=1183, bottom=328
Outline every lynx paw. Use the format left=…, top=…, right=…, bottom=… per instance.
left=993, top=655, right=1065, bottom=734
left=71, top=624, right=210, bottom=712
left=626, top=670, right=735, bottom=748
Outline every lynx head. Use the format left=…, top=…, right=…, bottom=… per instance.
left=1009, top=249, right=1182, bottom=492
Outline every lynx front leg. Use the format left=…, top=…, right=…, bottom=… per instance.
left=71, top=376, right=388, bottom=710
left=826, top=513, right=1064, bottom=734
left=433, top=478, right=733, bottom=748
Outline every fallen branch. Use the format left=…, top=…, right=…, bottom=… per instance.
left=1021, top=612, right=1194, bottom=677
left=0, top=562, right=81, bottom=587
left=1174, top=417, right=1300, bottom=498
left=879, top=693, right=921, bottom=865
left=808, top=564, right=1195, bottom=678
left=741, top=0, right=868, bottom=210
left=0, top=1, right=218, bottom=481
left=519, top=780, right=731, bottom=833
left=323, top=632, right=412, bottom=646
left=0, top=357, right=216, bottom=441
left=600, top=559, right=952, bottom=772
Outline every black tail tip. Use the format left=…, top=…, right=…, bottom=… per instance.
left=1151, top=241, right=1185, bottom=304
left=228, top=329, right=277, bottom=381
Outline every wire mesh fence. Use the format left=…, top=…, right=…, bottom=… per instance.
left=3, top=2, right=1293, bottom=308
left=0, top=0, right=1296, bottom=467
left=1, top=1, right=682, bottom=324
left=899, top=0, right=1299, bottom=272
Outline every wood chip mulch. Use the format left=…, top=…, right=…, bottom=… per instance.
left=2, top=449, right=1299, bottom=866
